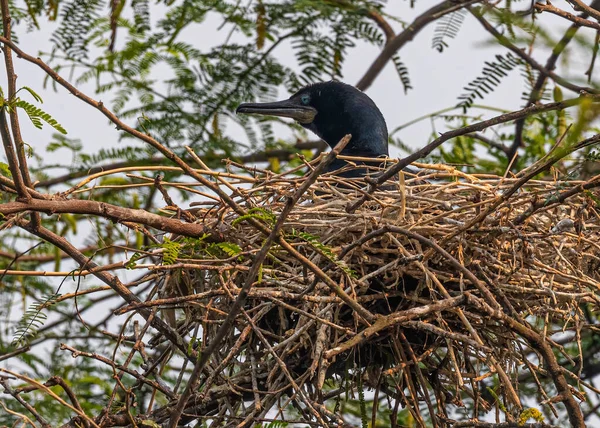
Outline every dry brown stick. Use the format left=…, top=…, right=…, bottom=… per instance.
left=510, top=0, right=593, bottom=159
left=344, top=225, right=501, bottom=308
left=277, top=238, right=374, bottom=319
left=0, top=376, right=51, bottom=427
left=398, top=330, right=438, bottom=426
left=401, top=320, right=491, bottom=352
left=513, top=174, right=600, bottom=225
left=568, top=0, right=600, bottom=20
left=0, top=174, right=46, bottom=199
left=323, top=295, right=465, bottom=359
left=0, top=368, right=100, bottom=428
left=0, top=345, right=29, bottom=362
left=196, top=323, right=255, bottom=403
left=394, top=240, right=522, bottom=408
left=235, top=308, right=329, bottom=427
left=117, top=285, right=401, bottom=314
left=467, top=294, right=585, bottom=428
left=536, top=2, right=600, bottom=30
left=0, top=109, right=28, bottom=198
left=328, top=0, right=394, bottom=42
left=44, top=377, right=88, bottom=428
left=452, top=422, right=560, bottom=428
left=168, top=135, right=355, bottom=428
left=269, top=297, right=352, bottom=334
left=0, top=198, right=217, bottom=238
left=59, top=343, right=174, bottom=398
left=0, top=0, right=33, bottom=202
left=0, top=35, right=249, bottom=223
left=445, top=131, right=600, bottom=238
left=356, top=0, right=483, bottom=90
left=346, top=94, right=599, bottom=213
left=37, top=141, right=326, bottom=189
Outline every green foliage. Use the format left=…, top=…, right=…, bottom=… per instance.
left=457, top=53, right=522, bottom=112
left=232, top=207, right=277, bottom=227
left=255, top=422, right=288, bottom=428
left=161, top=237, right=181, bottom=265
left=0, top=161, right=11, bottom=177
left=213, top=242, right=242, bottom=258
left=125, top=251, right=143, bottom=269
left=392, top=54, right=412, bottom=94
left=51, top=0, right=103, bottom=59
left=12, top=293, right=60, bottom=347
left=289, top=229, right=356, bottom=277
left=432, top=9, right=467, bottom=52
left=12, top=99, right=67, bottom=134
left=519, top=408, right=545, bottom=425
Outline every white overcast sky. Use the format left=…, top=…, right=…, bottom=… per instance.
left=2, top=0, right=594, bottom=171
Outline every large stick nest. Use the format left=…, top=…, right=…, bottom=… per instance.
left=146, top=164, right=600, bottom=427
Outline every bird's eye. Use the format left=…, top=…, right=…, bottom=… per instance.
left=300, top=94, right=310, bottom=105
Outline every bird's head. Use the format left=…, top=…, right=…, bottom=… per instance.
left=236, top=81, right=389, bottom=158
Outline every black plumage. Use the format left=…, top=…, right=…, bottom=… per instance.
left=236, top=81, right=390, bottom=178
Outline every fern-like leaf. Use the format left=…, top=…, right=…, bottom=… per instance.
left=51, top=0, right=103, bottom=59
left=13, top=99, right=67, bottom=134
left=132, top=0, right=150, bottom=33
left=161, top=237, right=181, bottom=265
left=392, top=54, right=412, bottom=93
left=432, top=9, right=467, bottom=52
left=290, top=229, right=356, bottom=277
left=457, top=53, right=522, bottom=112
left=17, top=86, right=44, bottom=103
left=12, top=293, right=60, bottom=347
left=232, top=207, right=277, bottom=227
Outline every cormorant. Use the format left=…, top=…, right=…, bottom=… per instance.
left=236, top=81, right=389, bottom=178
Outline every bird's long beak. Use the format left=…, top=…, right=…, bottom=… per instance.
left=236, top=99, right=317, bottom=124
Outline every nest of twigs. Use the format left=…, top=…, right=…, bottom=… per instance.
left=146, top=161, right=600, bottom=427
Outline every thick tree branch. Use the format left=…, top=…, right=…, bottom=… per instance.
left=0, top=0, right=33, bottom=201
left=536, top=2, right=600, bottom=30
left=0, top=198, right=220, bottom=238
left=568, top=0, right=600, bottom=20
left=356, top=0, right=483, bottom=91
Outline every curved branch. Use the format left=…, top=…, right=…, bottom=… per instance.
left=0, top=199, right=220, bottom=239
left=567, top=0, right=600, bottom=20
left=536, top=2, right=600, bottom=30
left=356, top=0, right=483, bottom=91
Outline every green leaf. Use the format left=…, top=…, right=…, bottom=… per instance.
left=161, top=237, right=181, bottom=265
left=12, top=293, right=61, bottom=347
left=14, top=99, right=67, bottom=134
left=17, top=86, right=44, bottom=103
left=232, top=207, right=277, bottom=227
left=215, top=242, right=242, bottom=257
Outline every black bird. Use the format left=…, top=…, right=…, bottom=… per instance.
left=236, top=81, right=390, bottom=178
